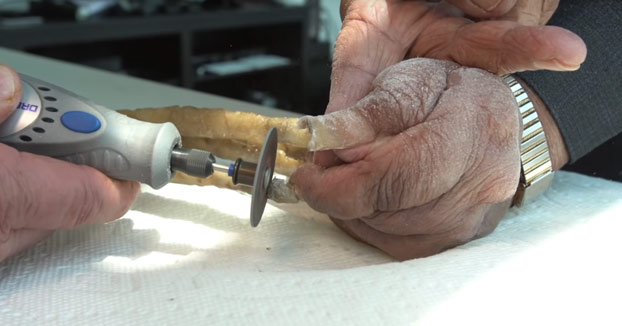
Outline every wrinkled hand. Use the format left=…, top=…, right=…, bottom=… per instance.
left=330, top=0, right=586, bottom=113
left=292, top=59, right=521, bottom=260
left=442, top=0, right=560, bottom=25
left=0, top=65, right=139, bottom=262
left=296, top=0, right=587, bottom=259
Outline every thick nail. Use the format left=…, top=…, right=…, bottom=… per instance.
left=534, top=60, right=581, bottom=72
left=557, top=63, right=581, bottom=71
left=0, top=66, right=16, bottom=100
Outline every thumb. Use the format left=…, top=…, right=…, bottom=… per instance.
left=0, top=64, right=21, bottom=123
left=1, top=148, right=140, bottom=232
left=415, top=20, right=587, bottom=74
left=291, top=158, right=384, bottom=219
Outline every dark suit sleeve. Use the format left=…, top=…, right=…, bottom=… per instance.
left=517, top=0, right=622, bottom=163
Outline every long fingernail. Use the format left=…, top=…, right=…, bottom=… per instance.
left=560, top=64, right=581, bottom=71
left=297, top=115, right=344, bottom=151
left=534, top=60, right=581, bottom=72
left=0, top=66, right=16, bottom=100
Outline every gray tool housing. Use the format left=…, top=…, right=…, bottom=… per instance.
left=0, top=75, right=181, bottom=189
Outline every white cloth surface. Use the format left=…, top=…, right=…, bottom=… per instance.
left=1, top=171, right=621, bottom=325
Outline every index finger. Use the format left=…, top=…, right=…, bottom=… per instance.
left=1, top=146, right=140, bottom=231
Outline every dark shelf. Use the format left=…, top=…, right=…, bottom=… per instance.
left=0, top=6, right=312, bottom=113
left=0, top=7, right=308, bottom=48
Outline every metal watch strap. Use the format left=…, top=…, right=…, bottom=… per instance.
left=504, top=75, right=554, bottom=206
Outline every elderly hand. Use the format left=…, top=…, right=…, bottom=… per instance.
left=442, top=0, right=560, bottom=25
left=330, top=0, right=586, bottom=114
left=0, top=65, right=139, bottom=262
left=292, top=58, right=522, bottom=260
left=293, top=0, right=586, bottom=259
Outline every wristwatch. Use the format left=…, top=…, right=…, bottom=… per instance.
left=503, top=75, right=554, bottom=206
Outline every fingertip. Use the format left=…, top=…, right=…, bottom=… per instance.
left=543, top=26, right=587, bottom=69
left=513, top=25, right=587, bottom=72
left=69, top=166, right=140, bottom=226
left=5, top=151, right=140, bottom=231
left=0, top=64, right=21, bottom=122
left=112, top=179, right=141, bottom=218
left=290, top=163, right=322, bottom=192
left=289, top=163, right=324, bottom=207
left=290, top=162, right=330, bottom=202
left=291, top=161, right=377, bottom=219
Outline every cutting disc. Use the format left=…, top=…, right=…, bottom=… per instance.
left=250, top=127, right=278, bottom=227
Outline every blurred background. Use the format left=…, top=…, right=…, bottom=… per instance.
left=1, top=0, right=618, bottom=180
left=0, top=0, right=341, bottom=115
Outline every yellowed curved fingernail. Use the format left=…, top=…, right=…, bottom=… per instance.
left=534, top=60, right=581, bottom=71
left=563, top=64, right=581, bottom=71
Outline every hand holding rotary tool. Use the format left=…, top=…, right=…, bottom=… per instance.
left=0, top=73, right=277, bottom=229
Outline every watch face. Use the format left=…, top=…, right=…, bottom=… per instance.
left=0, top=81, right=42, bottom=138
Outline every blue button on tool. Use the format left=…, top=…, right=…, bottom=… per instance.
left=61, top=111, right=101, bottom=133
left=228, top=163, right=235, bottom=177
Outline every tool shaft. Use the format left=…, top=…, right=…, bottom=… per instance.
left=170, top=148, right=214, bottom=178
left=231, top=158, right=257, bottom=186
left=212, top=163, right=230, bottom=174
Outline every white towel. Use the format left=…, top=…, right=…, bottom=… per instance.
left=1, top=171, right=621, bottom=325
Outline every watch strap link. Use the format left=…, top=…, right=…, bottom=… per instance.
left=504, top=75, right=554, bottom=206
